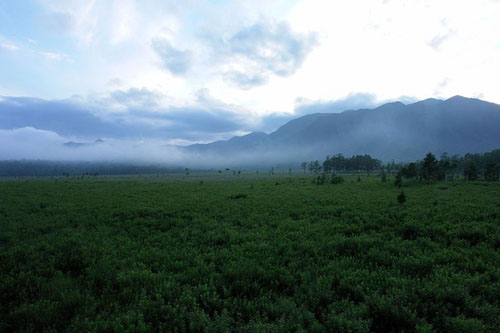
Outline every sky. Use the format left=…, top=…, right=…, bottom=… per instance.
left=1, top=0, right=500, bottom=161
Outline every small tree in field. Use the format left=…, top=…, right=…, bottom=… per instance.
left=301, top=162, right=307, bottom=173
left=381, top=170, right=387, bottom=182
left=394, top=172, right=403, bottom=188
left=330, top=174, right=344, bottom=184
left=315, top=173, right=326, bottom=185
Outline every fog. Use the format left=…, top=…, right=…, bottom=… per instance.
left=0, top=127, right=312, bottom=170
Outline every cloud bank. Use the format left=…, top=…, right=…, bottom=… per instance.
left=0, top=93, right=249, bottom=143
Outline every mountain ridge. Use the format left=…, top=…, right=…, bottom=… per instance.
left=186, top=96, right=500, bottom=163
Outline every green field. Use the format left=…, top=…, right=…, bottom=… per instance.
left=1, top=174, right=500, bottom=332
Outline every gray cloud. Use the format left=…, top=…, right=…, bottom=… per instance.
left=428, top=20, right=456, bottom=51
left=205, top=21, right=317, bottom=89
left=428, top=31, right=455, bottom=51
left=0, top=97, right=125, bottom=138
left=150, top=20, right=316, bottom=87
left=433, top=78, right=449, bottom=96
left=228, top=21, right=316, bottom=76
left=151, top=38, right=193, bottom=75
left=295, top=93, right=380, bottom=114
left=109, top=88, right=161, bottom=109
left=223, top=71, right=268, bottom=90
left=0, top=90, right=246, bottom=143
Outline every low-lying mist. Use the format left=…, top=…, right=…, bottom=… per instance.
left=0, top=127, right=306, bottom=170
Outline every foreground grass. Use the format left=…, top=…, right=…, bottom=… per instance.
left=1, top=175, right=500, bottom=332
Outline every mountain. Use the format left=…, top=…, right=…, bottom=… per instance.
left=186, top=96, right=500, bottom=163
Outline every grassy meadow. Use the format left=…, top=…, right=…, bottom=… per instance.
left=1, top=173, right=500, bottom=331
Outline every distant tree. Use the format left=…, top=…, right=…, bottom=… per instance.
left=464, top=161, right=478, bottom=181
left=313, top=160, right=321, bottom=173
left=321, top=154, right=381, bottom=174
left=185, top=168, right=190, bottom=176
left=437, top=152, right=451, bottom=180
left=394, top=172, right=403, bottom=188
left=484, top=163, right=499, bottom=181
left=421, top=152, right=438, bottom=180
left=301, top=162, right=307, bottom=173
left=406, top=163, right=418, bottom=180
left=381, top=170, right=387, bottom=182
left=218, top=170, right=222, bottom=174
left=449, top=155, right=459, bottom=181
left=322, top=155, right=331, bottom=173
left=386, top=160, right=397, bottom=175
left=333, top=154, right=345, bottom=173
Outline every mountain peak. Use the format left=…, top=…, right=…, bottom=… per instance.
left=412, top=98, right=442, bottom=106
left=373, top=100, right=406, bottom=111
left=383, top=101, right=405, bottom=107
left=446, top=95, right=469, bottom=102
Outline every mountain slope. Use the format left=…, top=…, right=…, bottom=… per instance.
left=186, top=96, right=500, bottom=162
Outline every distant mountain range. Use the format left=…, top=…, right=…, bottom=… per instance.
left=186, top=96, right=500, bottom=162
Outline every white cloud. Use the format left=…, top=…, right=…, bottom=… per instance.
left=0, top=42, right=19, bottom=51
left=39, top=51, right=72, bottom=61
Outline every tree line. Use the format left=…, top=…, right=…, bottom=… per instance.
left=301, top=148, right=500, bottom=182
left=394, top=149, right=500, bottom=183
left=302, top=154, right=382, bottom=174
